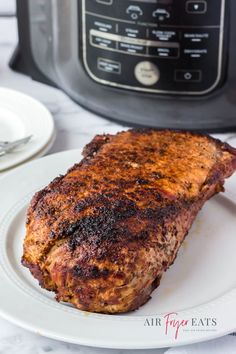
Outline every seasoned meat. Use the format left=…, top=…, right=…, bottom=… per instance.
left=22, top=129, right=236, bottom=313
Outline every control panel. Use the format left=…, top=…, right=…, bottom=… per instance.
left=81, top=0, right=226, bottom=95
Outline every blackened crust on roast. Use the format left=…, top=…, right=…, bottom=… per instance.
left=44, top=188, right=182, bottom=250
left=72, top=264, right=110, bottom=279
left=28, top=175, right=64, bottom=216
left=82, top=134, right=113, bottom=158
left=67, top=202, right=180, bottom=250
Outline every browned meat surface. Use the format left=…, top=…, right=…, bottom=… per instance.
left=22, top=129, right=236, bottom=313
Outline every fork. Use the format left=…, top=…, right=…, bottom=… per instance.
left=0, top=136, right=33, bottom=157
left=0, top=137, right=30, bottom=147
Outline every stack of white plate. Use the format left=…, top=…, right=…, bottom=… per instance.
left=0, top=88, right=56, bottom=176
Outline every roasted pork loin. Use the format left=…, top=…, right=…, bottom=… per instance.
left=22, top=130, right=236, bottom=313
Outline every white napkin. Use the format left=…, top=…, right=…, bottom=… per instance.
left=165, top=335, right=236, bottom=354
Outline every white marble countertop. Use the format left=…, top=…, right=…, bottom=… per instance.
left=0, top=2, right=236, bottom=353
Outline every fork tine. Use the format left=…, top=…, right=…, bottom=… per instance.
left=0, top=135, right=33, bottom=155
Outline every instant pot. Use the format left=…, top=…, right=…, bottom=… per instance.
left=12, top=0, right=236, bottom=131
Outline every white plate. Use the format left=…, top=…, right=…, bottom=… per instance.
left=0, top=88, right=55, bottom=171
left=0, top=150, right=236, bottom=349
left=0, top=130, right=56, bottom=179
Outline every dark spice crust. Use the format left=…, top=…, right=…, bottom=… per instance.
left=22, top=129, right=236, bottom=313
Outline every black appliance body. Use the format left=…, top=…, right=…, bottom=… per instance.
left=13, top=0, right=236, bottom=131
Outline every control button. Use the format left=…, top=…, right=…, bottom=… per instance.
left=174, top=70, right=202, bottom=82
left=149, top=46, right=179, bottom=58
left=126, top=5, right=143, bottom=20
left=91, top=35, right=116, bottom=49
left=118, top=42, right=146, bottom=54
left=184, top=32, right=209, bottom=43
left=149, top=29, right=178, bottom=42
left=184, top=48, right=208, bottom=58
left=119, top=24, right=146, bottom=39
left=152, top=8, right=170, bottom=21
left=96, top=0, right=113, bottom=4
left=93, top=19, right=115, bottom=33
left=186, top=1, right=207, bottom=14
left=97, top=58, right=121, bottom=74
left=135, top=61, right=160, bottom=86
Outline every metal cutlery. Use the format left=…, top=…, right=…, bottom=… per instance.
left=0, top=136, right=32, bottom=147
left=0, top=136, right=33, bottom=157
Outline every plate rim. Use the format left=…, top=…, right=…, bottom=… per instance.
left=0, top=149, right=236, bottom=349
left=0, top=129, right=56, bottom=177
